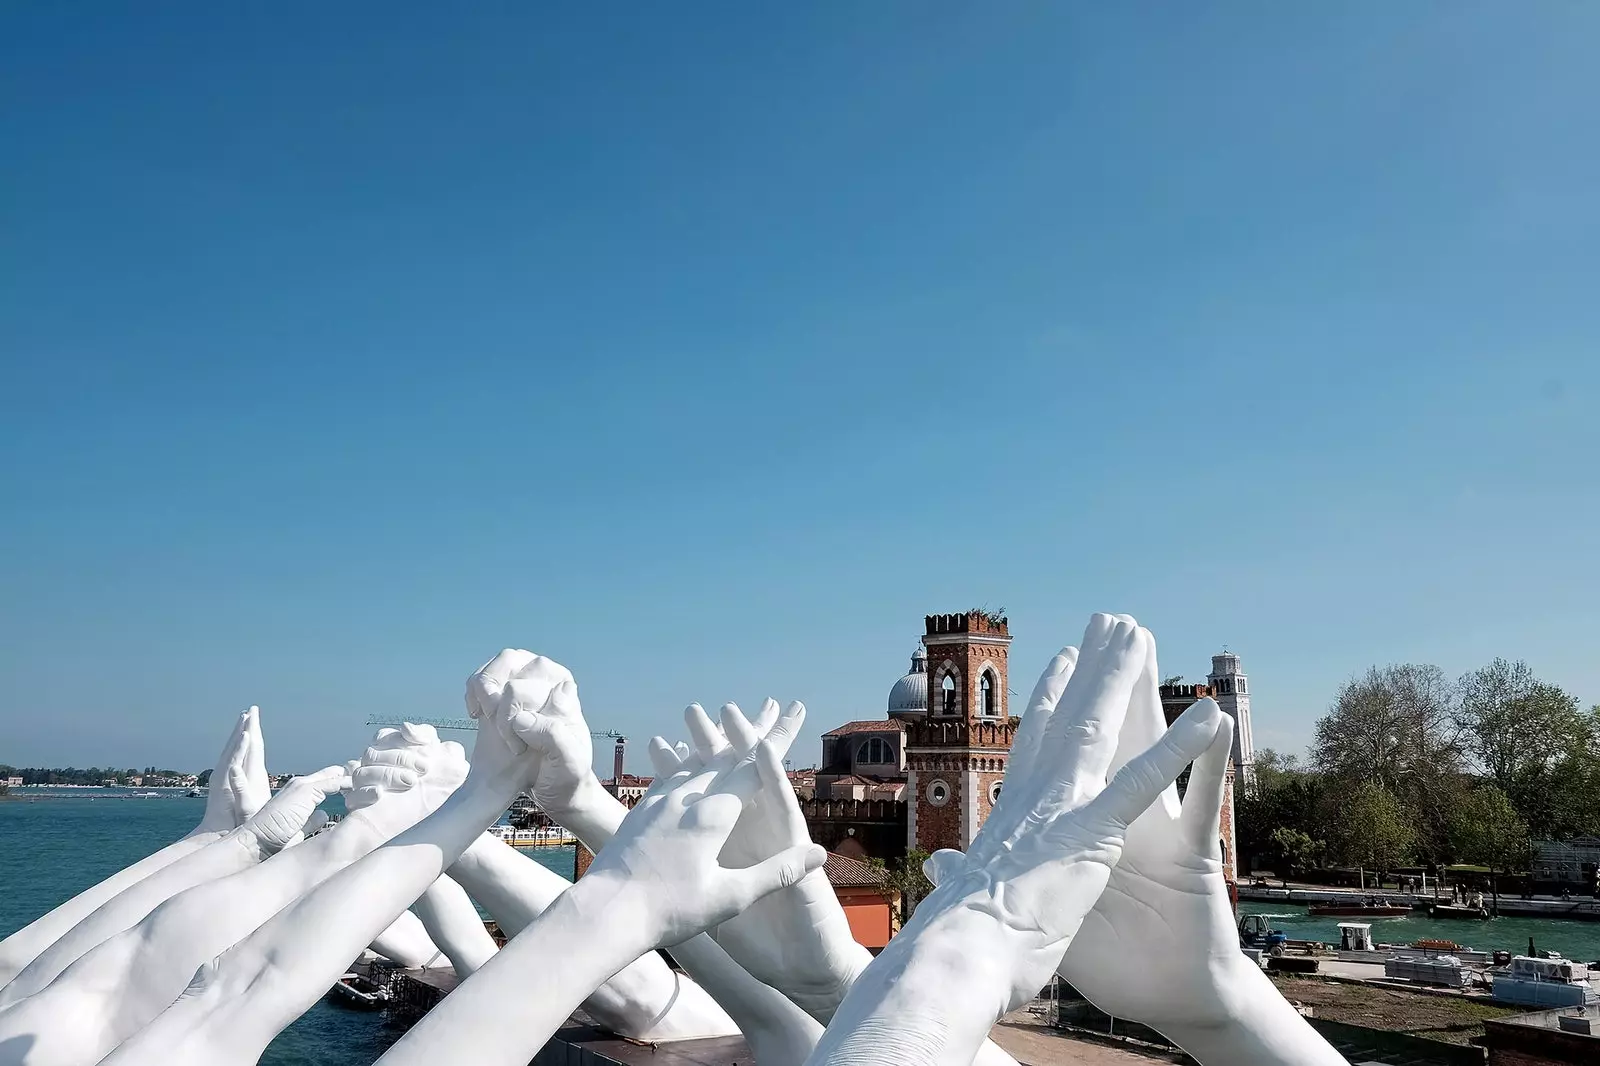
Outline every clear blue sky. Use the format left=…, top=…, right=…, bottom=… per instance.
left=2, top=3, right=1595, bottom=776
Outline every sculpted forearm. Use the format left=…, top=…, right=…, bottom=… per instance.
left=0, top=831, right=224, bottom=989
left=0, top=830, right=265, bottom=1005
left=669, top=934, right=823, bottom=1066
left=410, top=877, right=496, bottom=977
left=806, top=908, right=1011, bottom=1066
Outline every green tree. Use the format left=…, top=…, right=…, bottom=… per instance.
left=866, top=848, right=934, bottom=926
left=1311, top=664, right=1463, bottom=865
left=1327, top=781, right=1414, bottom=885
left=1446, top=784, right=1530, bottom=914
left=1267, top=827, right=1324, bottom=886
left=1455, top=659, right=1587, bottom=838
left=1236, top=749, right=1326, bottom=877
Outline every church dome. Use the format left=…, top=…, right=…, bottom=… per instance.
left=887, top=648, right=928, bottom=715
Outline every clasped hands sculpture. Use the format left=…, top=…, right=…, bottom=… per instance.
left=0, top=614, right=1347, bottom=1066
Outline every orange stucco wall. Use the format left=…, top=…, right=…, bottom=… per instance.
left=837, top=887, right=893, bottom=950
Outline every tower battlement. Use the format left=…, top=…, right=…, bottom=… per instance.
left=924, top=611, right=1009, bottom=637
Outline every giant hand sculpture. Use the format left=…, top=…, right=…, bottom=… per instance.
left=192, top=706, right=271, bottom=836
left=807, top=615, right=1223, bottom=1066
left=1052, top=624, right=1348, bottom=1066
left=95, top=653, right=598, bottom=1066
left=0, top=764, right=346, bottom=1009
left=362, top=725, right=827, bottom=1066
left=0, top=709, right=269, bottom=989
left=0, top=733, right=462, bottom=1066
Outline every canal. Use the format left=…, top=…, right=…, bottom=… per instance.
left=1236, top=900, right=1600, bottom=962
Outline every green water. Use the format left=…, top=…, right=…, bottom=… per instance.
left=0, top=789, right=575, bottom=1066
left=1236, top=900, right=1600, bottom=962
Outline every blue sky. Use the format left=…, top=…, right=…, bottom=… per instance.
left=2, top=3, right=1595, bottom=776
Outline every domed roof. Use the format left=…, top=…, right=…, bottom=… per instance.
left=887, top=648, right=928, bottom=715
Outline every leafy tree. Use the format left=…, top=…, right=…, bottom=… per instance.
left=1326, top=781, right=1413, bottom=884
left=1446, top=784, right=1531, bottom=912
left=867, top=848, right=934, bottom=926
left=1267, top=827, right=1324, bottom=886
left=1236, top=748, right=1326, bottom=876
left=1311, top=664, right=1463, bottom=865
left=1455, top=660, right=1587, bottom=838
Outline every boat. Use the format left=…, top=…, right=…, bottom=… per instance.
left=1431, top=902, right=1490, bottom=920
left=326, top=972, right=388, bottom=1011
left=486, top=824, right=577, bottom=848
left=186, top=786, right=208, bottom=798
left=1308, top=897, right=1411, bottom=917
left=1490, top=955, right=1598, bottom=1008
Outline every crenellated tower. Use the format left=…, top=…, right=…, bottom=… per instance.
left=905, top=612, right=1014, bottom=854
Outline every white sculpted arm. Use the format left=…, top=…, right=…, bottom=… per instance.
left=0, top=734, right=460, bottom=1066
left=0, top=764, right=343, bottom=1005
left=448, top=833, right=739, bottom=1040
left=1055, top=628, right=1348, bottom=1066
left=367, top=910, right=446, bottom=970
left=0, top=709, right=267, bottom=988
left=408, top=877, right=496, bottom=978
left=369, top=731, right=826, bottom=1066
left=100, top=656, right=576, bottom=1065
left=806, top=616, right=1223, bottom=1066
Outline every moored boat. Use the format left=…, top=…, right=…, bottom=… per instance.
left=1308, top=896, right=1411, bottom=917
left=1431, top=902, right=1490, bottom=920
left=326, top=972, right=388, bottom=1011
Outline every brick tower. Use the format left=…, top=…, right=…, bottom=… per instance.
left=906, top=612, right=1014, bottom=854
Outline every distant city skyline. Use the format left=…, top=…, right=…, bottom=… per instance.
left=2, top=5, right=1596, bottom=774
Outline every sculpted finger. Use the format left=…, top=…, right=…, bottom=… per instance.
left=649, top=736, right=685, bottom=778
left=302, top=810, right=329, bottom=835
left=923, top=848, right=966, bottom=888
left=1010, top=648, right=1078, bottom=785
left=467, top=649, right=536, bottom=719
left=1180, top=706, right=1234, bottom=854
left=752, top=698, right=781, bottom=738
left=760, top=702, right=805, bottom=761
left=720, top=703, right=760, bottom=754
left=723, top=843, right=826, bottom=914
left=752, top=738, right=809, bottom=841
left=1049, top=620, right=1147, bottom=802
left=1107, top=628, right=1175, bottom=791
left=1091, top=698, right=1222, bottom=827
left=685, top=703, right=729, bottom=763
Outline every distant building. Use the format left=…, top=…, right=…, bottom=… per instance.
left=1532, top=837, right=1600, bottom=888
left=803, top=614, right=1248, bottom=891
left=600, top=774, right=653, bottom=803
left=823, top=852, right=895, bottom=951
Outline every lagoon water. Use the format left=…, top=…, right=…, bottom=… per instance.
left=1236, top=899, right=1600, bottom=962
left=0, top=789, right=575, bottom=1066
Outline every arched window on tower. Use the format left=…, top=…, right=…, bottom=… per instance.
left=941, top=673, right=957, bottom=716
left=980, top=671, right=997, bottom=717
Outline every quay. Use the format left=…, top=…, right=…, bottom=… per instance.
left=1238, top=884, right=1600, bottom=923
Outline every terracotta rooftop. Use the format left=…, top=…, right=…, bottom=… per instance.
left=824, top=851, right=888, bottom=889
left=822, top=720, right=907, bottom=737
left=601, top=774, right=654, bottom=788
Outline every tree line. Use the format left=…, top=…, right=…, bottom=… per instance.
left=0, top=764, right=196, bottom=787
left=1237, top=658, right=1600, bottom=883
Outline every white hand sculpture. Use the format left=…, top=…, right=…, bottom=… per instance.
left=466, top=649, right=592, bottom=809
left=592, top=736, right=829, bottom=949
left=344, top=723, right=470, bottom=838
left=192, top=706, right=271, bottom=835
left=1053, top=627, right=1348, bottom=1066
left=809, top=614, right=1222, bottom=1066
left=365, top=730, right=827, bottom=1066
left=241, top=764, right=349, bottom=854
left=665, top=700, right=869, bottom=1022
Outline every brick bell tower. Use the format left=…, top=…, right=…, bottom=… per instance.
left=906, top=611, right=1014, bottom=854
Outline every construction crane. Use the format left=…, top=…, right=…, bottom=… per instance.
left=363, top=715, right=623, bottom=742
